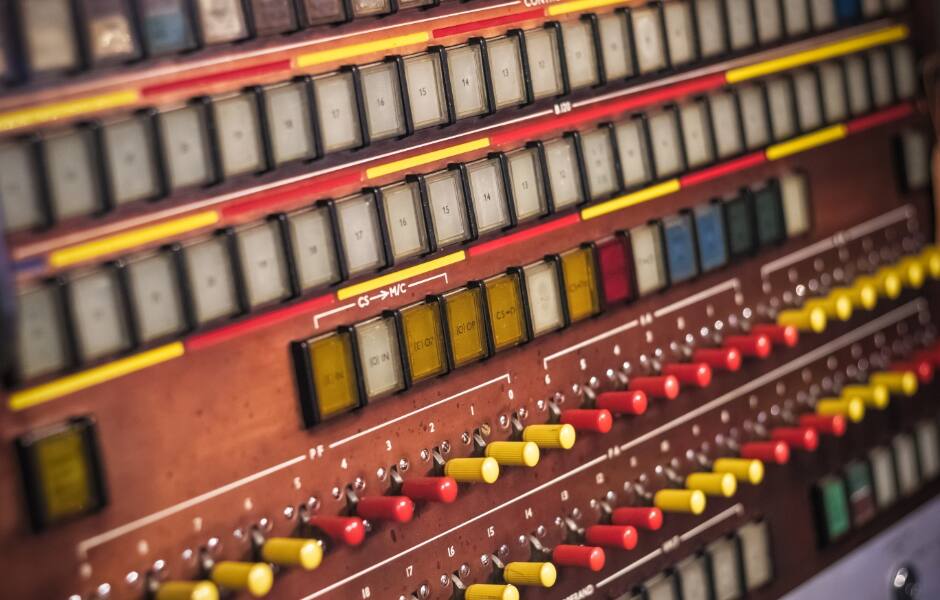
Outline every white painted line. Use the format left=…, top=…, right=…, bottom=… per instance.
left=313, top=302, right=355, bottom=329
left=759, top=236, right=838, bottom=277
left=328, top=374, right=510, bottom=448
left=653, top=278, right=739, bottom=318
left=844, top=204, right=914, bottom=241
left=679, top=503, right=744, bottom=541
left=77, top=454, right=307, bottom=556
left=408, top=272, right=448, bottom=288
left=595, top=548, right=663, bottom=588
left=543, top=319, right=640, bottom=369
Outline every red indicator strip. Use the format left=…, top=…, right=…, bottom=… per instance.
left=186, top=293, right=335, bottom=351
left=469, top=213, right=581, bottom=257
left=679, top=152, right=766, bottom=188
left=222, top=169, right=364, bottom=219
left=141, top=60, right=293, bottom=97
left=845, top=102, right=914, bottom=134
left=432, top=8, right=545, bottom=39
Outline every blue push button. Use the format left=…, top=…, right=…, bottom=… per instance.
left=693, top=202, right=728, bottom=272
left=662, top=214, right=698, bottom=284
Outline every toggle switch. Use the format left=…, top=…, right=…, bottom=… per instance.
left=401, top=477, right=459, bottom=503
left=661, top=362, right=712, bottom=388
left=777, top=306, right=827, bottom=333
left=724, top=334, right=772, bottom=358
left=503, top=562, right=557, bottom=588
left=465, top=583, right=520, bottom=600
left=816, top=397, right=865, bottom=422
left=560, top=409, right=613, bottom=433
left=919, top=245, right=940, bottom=279
left=584, top=524, right=638, bottom=550
left=752, top=324, right=799, bottom=348
left=842, top=383, right=889, bottom=410
left=210, top=562, right=273, bottom=598
left=260, top=538, right=323, bottom=570
left=653, top=489, right=706, bottom=514
left=629, top=375, right=680, bottom=400
left=874, top=266, right=902, bottom=299
left=595, top=390, right=648, bottom=415
left=805, top=289, right=854, bottom=322
left=307, top=516, right=366, bottom=546
left=522, top=424, right=576, bottom=449
left=869, top=371, right=918, bottom=397
left=485, top=441, right=540, bottom=467
left=610, top=506, right=663, bottom=530
left=843, top=280, right=878, bottom=310
left=897, top=256, right=925, bottom=289
left=799, top=414, right=846, bottom=437
left=155, top=581, right=219, bottom=600
left=444, top=457, right=500, bottom=483
left=740, top=441, right=790, bottom=464
left=356, top=496, right=414, bottom=523
left=771, top=427, right=819, bottom=451
left=686, top=472, right=737, bottom=497
left=551, top=545, right=606, bottom=571
left=892, top=359, right=934, bottom=384
left=713, top=458, right=764, bottom=485
left=692, top=347, right=742, bottom=372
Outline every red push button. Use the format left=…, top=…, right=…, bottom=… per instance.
left=610, top=507, right=663, bottom=531
left=596, top=391, right=648, bottom=415
left=552, top=545, right=606, bottom=572
left=799, top=414, right=847, bottom=437
left=692, top=347, right=742, bottom=372
left=356, top=496, right=414, bottom=523
left=307, top=516, right=365, bottom=546
left=724, top=334, right=772, bottom=359
left=740, top=441, right=790, bottom=465
left=661, top=362, right=712, bottom=388
left=892, top=359, right=934, bottom=384
left=560, top=409, right=613, bottom=433
left=584, top=525, right=638, bottom=550
left=629, top=375, right=680, bottom=400
left=752, top=324, right=799, bottom=348
left=596, top=236, right=633, bottom=305
left=400, top=477, right=458, bottom=503
left=771, top=427, right=819, bottom=451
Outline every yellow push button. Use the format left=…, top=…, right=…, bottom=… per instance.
left=686, top=472, right=737, bottom=497
left=210, top=562, right=273, bottom=598
left=897, top=257, right=925, bottom=289
left=805, top=291, right=853, bottom=322
left=777, top=306, right=827, bottom=333
left=842, top=281, right=877, bottom=311
left=155, top=581, right=219, bottom=600
left=560, top=247, right=601, bottom=323
left=485, top=441, right=540, bottom=467
left=465, top=583, right=520, bottom=600
left=308, top=331, right=360, bottom=420
left=400, top=301, right=447, bottom=383
left=874, top=267, right=902, bottom=299
left=870, top=371, right=918, bottom=397
left=261, top=538, right=323, bottom=570
left=842, top=384, right=889, bottom=410
left=522, top=424, right=576, bottom=450
left=443, top=287, right=488, bottom=367
left=444, top=457, right=500, bottom=483
left=713, top=458, right=764, bottom=485
left=919, top=246, right=940, bottom=279
left=654, top=489, right=706, bottom=514
left=484, top=273, right=528, bottom=351
left=816, top=397, right=865, bottom=423
left=503, top=562, right=557, bottom=588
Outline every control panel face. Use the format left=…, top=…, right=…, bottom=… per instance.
left=0, top=1, right=938, bottom=600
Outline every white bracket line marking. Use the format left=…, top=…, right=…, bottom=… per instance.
left=328, top=374, right=510, bottom=449
left=653, top=278, right=739, bottom=318
left=408, top=272, right=448, bottom=288
left=77, top=454, right=307, bottom=557
left=543, top=319, right=640, bottom=369
left=844, top=205, right=915, bottom=241
left=595, top=548, right=664, bottom=588
left=313, top=302, right=355, bottom=329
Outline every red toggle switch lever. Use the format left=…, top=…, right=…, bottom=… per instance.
left=400, top=477, right=458, bottom=503
left=629, top=375, right=680, bottom=400
left=692, top=347, right=742, bottom=372
left=307, top=516, right=366, bottom=546
left=892, top=359, right=934, bottom=384
left=552, top=545, right=606, bottom=572
left=356, top=496, right=414, bottom=523
left=661, top=362, right=712, bottom=388
left=740, top=441, right=790, bottom=465
left=596, top=391, right=648, bottom=415
left=799, top=414, right=847, bottom=437
left=752, top=324, right=799, bottom=348
left=724, top=334, right=772, bottom=359
left=584, top=525, right=638, bottom=550
left=610, top=507, right=663, bottom=531
left=560, top=409, right=613, bottom=433
left=771, top=427, right=819, bottom=452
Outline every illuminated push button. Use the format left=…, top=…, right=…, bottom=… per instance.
left=740, top=441, right=790, bottom=465
left=503, top=562, right=557, bottom=588
left=629, top=375, right=680, bottom=400
left=870, top=371, right=918, bottom=397
left=892, top=360, right=934, bottom=384
left=485, top=441, right=540, bottom=467
left=484, top=273, right=528, bottom=352
left=661, top=363, right=712, bottom=388
left=805, top=291, right=853, bottom=322
left=654, top=489, right=706, bottom=514
left=443, top=287, right=488, bottom=368
left=724, top=334, right=772, bottom=358
left=356, top=496, right=414, bottom=523
left=752, top=324, right=799, bottom=348
left=552, top=545, right=605, bottom=571
left=777, top=306, right=827, bottom=333
left=843, top=281, right=878, bottom=311
left=897, top=257, right=925, bottom=289
left=842, top=384, right=889, bottom=410
left=401, top=477, right=458, bottom=503
left=465, top=584, right=520, bottom=600
left=817, top=397, right=865, bottom=423
left=523, top=424, right=576, bottom=449
left=770, top=427, right=819, bottom=451
left=307, top=516, right=365, bottom=546
left=713, top=458, right=764, bottom=485
left=693, top=347, right=742, bottom=372
left=560, top=409, right=613, bottom=433
left=686, top=472, right=737, bottom=497
left=560, top=247, right=601, bottom=323
left=585, top=525, right=638, bottom=550
left=155, top=582, right=219, bottom=600
left=610, top=507, right=663, bottom=530
left=874, top=267, right=902, bottom=299
left=303, top=331, right=360, bottom=425
left=261, top=538, right=323, bottom=570
left=445, top=457, right=500, bottom=483
left=210, top=562, right=273, bottom=597
left=400, top=301, right=447, bottom=383
left=799, top=414, right=847, bottom=437
left=919, top=246, right=940, bottom=279
left=523, top=260, right=565, bottom=337
left=596, top=391, right=648, bottom=415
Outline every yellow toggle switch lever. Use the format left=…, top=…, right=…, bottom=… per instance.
left=874, top=267, right=902, bottom=299
left=842, top=384, right=889, bottom=410
left=155, top=581, right=219, bottom=600
left=919, top=245, right=940, bottom=279
left=686, top=472, right=737, bottom=497
left=210, top=562, right=273, bottom=598
left=805, top=291, right=853, bottom=322
left=444, top=457, right=500, bottom=483
left=840, top=282, right=877, bottom=311
left=816, top=397, right=865, bottom=423
left=777, top=306, right=827, bottom=333
left=465, top=583, right=520, bottom=600
left=869, top=371, right=918, bottom=397
left=261, top=538, right=323, bottom=570
left=713, top=458, right=764, bottom=485
left=485, top=441, right=540, bottom=467
left=503, top=562, right=557, bottom=588
left=654, top=489, right=707, bottom=514
left=522, top=424, right=576, bottom=449
left=897, top=257, right=925, bottom=289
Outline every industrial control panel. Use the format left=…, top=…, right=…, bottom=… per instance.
left=1, top=0, right=939, bottom=599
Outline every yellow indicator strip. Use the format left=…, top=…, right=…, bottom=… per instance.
left=547, top=0, right=626, bottom=16
left=9, top=343, right=185, bottom=411
left=580, top=179, right=681, bottom=221
left=0, top=89, right=140, bottom=133
left=366, top=138, right=490, bottom=180
left=765, top=125, right=847, bottom=161
left=296, top=32, right=431, bottom=69
left=338, top=251, right=466, bottom=300
left=726, top=24, right=909, bottom=83
left=48, top=210, right=220, bottom=268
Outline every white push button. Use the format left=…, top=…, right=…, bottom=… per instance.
left=766, top=78, right=798, bottom=140
left=754, top=0, right=784, bottom=44
left=709, top=91, right=744, bottom=159
left=425, top=170, right=471, bottom=247
left=355, top=316, right=404, bottom=399
left=694, top=0, right=727, bottom=58
left=263, top=82, right=317, bottom=165
left=726, top=0, right=756, bottom=50
left=630, top=223, right=668, bottom=296
left=679, top=101, right=714, bottom=168
left=663, top=1, right=696, bottom=67
left=845, top=55, right=872, bottom=116
left=447, top=44, right=488, bottom=119
left=562, top=20, right=599, bottom=90
left=631, top=6, right=668, bottom=74
left=738, top=85, right=770, bottom=149
left=793, top=70, right=823, bottom=131
left=648, top=110, right=684, bottom=178
left=16, top=285, right=70, bottom=379
left=235, top=221, right=291, bottom=308
left=212, top=93, right=266, bottom=177
left=183, top=237, right=240, bottom=325
left=524, top=28, right=564, bottom=99
left=404, top=53, right=448, bottom=129
left=507, top=147, right=548, bottom=222
left=360, top=62, right=406, bottom=142
left=102, top=117, right=161, bottom=205
left=381, top=182, right=428, bottom=262
left=69, top=269, right=131, bottom=362
left=819, top=62, right=848, bottom=122
left=467, top=158, right=510, bottom=234
left=615, top=119, right=653, bottom=188
left=543, top=138, right=584, bottom=210
left=44, top=129, right=103, bottom=220
left=314, top=72, right=363, bottom=153
left=738, top=521, right=774, bottom=590
left=0, top=142, right=43, bottom=231
left=126, top=252, right=187, bottom=343
left=598, top=12, right=635, bottom=80
left=287, top=207, right=340, bottom=291
left=158, top=105, right=214, bottom=191
left=336, top=194, right=385, bottom=276
left=580, top=128, right=619, bottom=200
left=487, top=36, right=527, bottom=109
left=524, top=260, right=564, bottom=336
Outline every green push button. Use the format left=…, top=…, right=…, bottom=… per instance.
left=814, top=476, right=850, bottom=544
